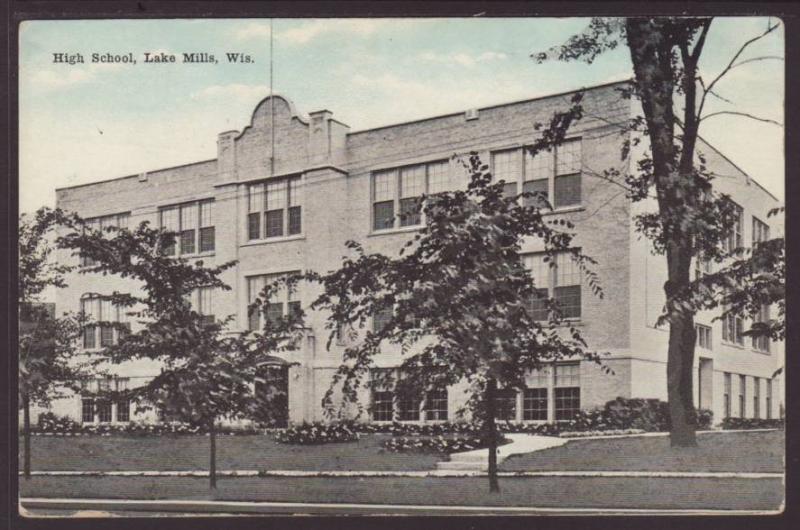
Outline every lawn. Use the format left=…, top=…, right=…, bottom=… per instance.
left=19, top=475, right=784, bottom=511
left=18, top=433, right=441, bottom=472
left=501, top=430, right=784, bottom=473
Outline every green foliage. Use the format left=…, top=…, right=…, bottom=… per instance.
left=274, top=422, right=359, bottom=445
left=721, top=417, right=783, bottom=430
left=33, top=412, right=264, bottom=436
left=383, top=434, right=510, bottom=454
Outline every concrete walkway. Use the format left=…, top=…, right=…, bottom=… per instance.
left=437, top=433, right=567, bottom=471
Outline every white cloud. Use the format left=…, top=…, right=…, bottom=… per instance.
left=418, top=50, right=508, bottom=67
left=234, top=19, right=406, bottom=45
left=27, top=61, right=128, bottom=90
left=233, top=22, right=272, bottom=41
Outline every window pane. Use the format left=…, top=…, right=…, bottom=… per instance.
left=555, top=363, right=580, bottom=387
left=554, top=285, right=580, bottom=318
left=288, top=177, right=302, bottom=207
left=556, top=139, right=582, bottom=175
left=523, top=253, right=550, bottom=290
left=82, top=399, right=94, bottom=423
left=265, top=302, right=285, bottom=324
left=555, top=387, right=580, bottom=420
left=425, top=390, right=448, bottom=421
left=400, top=165, right=425, bottom=199
left=199, top=287, right=213, bottom=316
left=492, top=149, right=520, bottom=185
left=525, top=148, right=554, bottom=181
left=97, top=401, right=112, bottom=423
left=554, top=174, right=581, bottom=207
left=398, top=396, right=421, bottom=422
left=523, top=179, right=549, bottom=208
left=372, top=391, right=394, bottom=421
left=523, top=388, right=548, bottom=421
left=555, top=252, right=581, bottom=287
left=399, top=197, right=421, bottom=227
left=100, top=325, right=114, bottom=347
left=160, top=207, right=179, bottom=255
left=427, top=161, right=451, bottom=194
left=373, top=200, right=394, bottom=230
left=249, top=183, right=264, bottom=212
left=502, top=182, right=518, bottom=199
left=494, top=389, right=517, bottom=421
left=527, top=287, right=549, bottom=321
left=117, top=213, right=129, bottom=230
left=83, top=325, right=96, bottom=349
left=373, top=170, right=396, bottom=202
left=288, top=206, right=302, bottom=235
left=266, top=180, right=287, bottom=211
left=265, top=210, right=284, bottom=238
left=180, top=229, right=196, bottom=254
left=181, top=203, right=198, bottom=231
left=117, top=400, right=130, bottom=422
left=248, top=212, right=261, bottom=240
left=200, top=200, right=213, bottom=228
left=200, top=227, right=215, bottom=252
left=372, top=307, right=393, bottom=333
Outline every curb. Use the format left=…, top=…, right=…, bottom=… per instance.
left=19, top=469, right=783, bottom=479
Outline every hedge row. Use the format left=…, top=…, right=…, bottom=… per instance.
left=720, top=417, right=784, bottom=430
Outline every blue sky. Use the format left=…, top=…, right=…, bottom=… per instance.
left=19, top=17, right=784, bottom=214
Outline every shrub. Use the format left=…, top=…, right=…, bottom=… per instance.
left=382, top=434, right=510, bottom=454
left=558, top=429, right=645, bottom=438
left=721, top=417, right=784, bottom=430
left=31, top=414, right=264, bottom=436
left=274, top=422, right=359, bottom=445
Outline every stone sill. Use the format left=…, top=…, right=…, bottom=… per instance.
left=241, top=234, right=306, bottom=247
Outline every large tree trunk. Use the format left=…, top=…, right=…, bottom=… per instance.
left=485, top=378, right=500, bottom=493
left=23, top=393, right=31, bottom=479
left=209, top=422, right=217, bottom=491
left=665, top=247, right=698, bottom=447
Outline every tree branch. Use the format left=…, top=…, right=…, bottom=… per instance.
left=700, top=111, right=782, bottom=127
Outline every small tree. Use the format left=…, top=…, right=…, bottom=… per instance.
left=18, top=207, right=89, bottom=479
left=58, top=220, right=299, bottom=491
left=301, top=101, right=606, bottom=492
left=535, top=17, right=782, bottom=446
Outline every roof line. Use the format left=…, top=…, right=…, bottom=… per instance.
left=347, top=78, right=634, bottom=136
left=55, top=158, right=218, bottom=193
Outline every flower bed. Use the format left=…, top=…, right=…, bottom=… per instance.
left=721, top=417, right=784, bottom=430
left=382, top=435, right=510, bottom=454
left=274, top=422, right=359, bottom=445
left=32, top=412, right=264, bottom=437
left=558, top=429, right=646, bottom=438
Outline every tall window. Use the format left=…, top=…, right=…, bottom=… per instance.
left=494, top=388, right=517, bottom=421
left=766, top=379, right=773, bottom=420
left=555, top=363, right=581, bottom=421
left=80, top=212, right=130, bottom=266
left=753, top=377, right=761, bottom=419
left=247, top=177, right=302, bottom=240
left=523, top=368, right=549, bottom=421
left=752, top=216, right=770, bottom=246
left=695, top=324, right=712, bottom=350
left=739, top=375, right=746, bottom=418
left=752, top=305, right=771, bottom=352
left=160, top=200, right=215, bottom=255
left=424, top=390, right=448, bottom=421
left=97, top=401, right=112, bottom=423
left=492, top=149, right=522, bottom=198
left=81, top=398, right=94, bottom=423
left=554, top=139, right=582, bottom=208
left=722, top=309, right=744, bottom=346
left=397, top=394, right=421, bottom=422
left=372, top=160, right=452, bottom=231
left=247, top=272, right=300, bottom=331
left=372, top=390, right=394, bottom=422
left=80, top=294, right=124, bottom=349
left=372, top=307, right=393, bottom=333
left=723, top=372, right=731, bottom=418
left=722, top=201, right=743, bottom=253
left=186, top=286, right=215, bottom=326
left=522, top=251, right=582, bottom=320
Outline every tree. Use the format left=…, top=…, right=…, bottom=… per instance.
left=57, top=220, right=301, bottom=491
left=535, top=17, right=782, bottom=446
left=18, top=207, right=89, bottom=479
left=299, top=101, right=605, bottom=492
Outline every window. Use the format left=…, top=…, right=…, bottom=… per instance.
left=722, top=309, right=744, bottom=346
left=117, top=400, right=130, bottom=422
left=372, top=161, right=452, bottom=231
left=753, top=377, right=760, bottom=419
left=80, top=212, right=130, bottom=266
left=246, top=272, right=300, bottom=331
left=160, top=200, right=215, bottom=255
left=696, top=324, right=712, bottom=350
left=97, top=401, right=112, bottom=423
left=491, top=139, right=582, bottom=210
left=372, top=391, right=394, bottom=422
left=554, top=363, right=580, bottom=421
left=81, top=398, right=94, bottom=423
left=397, top=395, right=421, bottom=422
left=722, top=201, right=743, bottom=253
left=425, top=390, right=448, bottom=421
left=723, top=372, right=731, bottom=418
left=523, top=368, right=549, bottom=421
left=187, top=286, right=215, bottom=326
left=523, top=251, right=581, bottom=320
left=694, top=255, right=712, bottom=281
left=766, top=379, right=773, bottom=420
left=494, top=388, right=517, bottom=421
left=739, top=375, right=746, bottom=418
left=752, top=216, right=770, bottom=246
left=372, top=307, right=393, bottom=333
left=80, top=294, right=124, bottom=349
left=752, top=305, right=771, bottom=352
left=247, top=177, right=302, bottom=240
